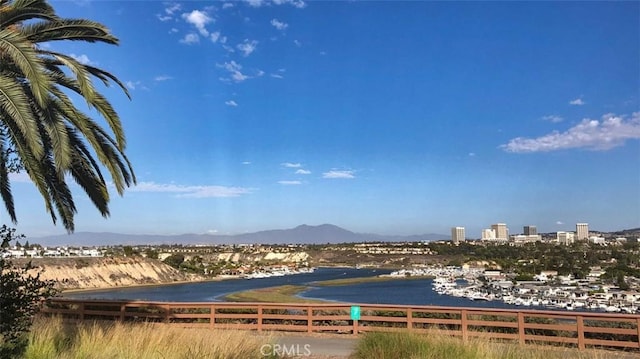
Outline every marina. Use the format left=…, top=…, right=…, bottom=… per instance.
left=390, top=267, right=640, bottom=314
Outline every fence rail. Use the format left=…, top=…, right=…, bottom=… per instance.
left=42, top=298, right=640, bottom=351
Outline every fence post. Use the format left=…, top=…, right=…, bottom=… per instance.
left=79, top=302, right=85, bottom=322
left=577, top=315, right=585, bottom=350
left=353, top=319, right=359, bottom=336
left=119, top=303, right=125, bottom=322
left=637, top=318, right=640, bottom=349
left=407, top=308, right=413, bottom=330
left=164, top=305, right=170, bottom=324
left=460, top=310, right=468, bottom=342
left=307, top=306, right=313, bottom=333
left=257, top=305, right=263, bottom=332
left=210, top=304, right=216, bottom=329
left=518, top=312, right=525, bottom=345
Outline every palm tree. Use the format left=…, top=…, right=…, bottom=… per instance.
left=0, top=0, right=135, bottom=232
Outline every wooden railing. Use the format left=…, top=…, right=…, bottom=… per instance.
left=42, top=298, right=640, bottom=351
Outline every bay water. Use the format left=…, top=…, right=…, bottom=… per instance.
left=64, top=267, right=519, bottom=309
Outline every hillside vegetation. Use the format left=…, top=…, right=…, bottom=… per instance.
left=17, top=257, right=203, bottom=290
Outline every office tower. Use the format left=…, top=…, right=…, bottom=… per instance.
left=491, top=223, right=508, bottom=240
left=576, top=223, right=589, bottom=240
left=524, top=225, right=537, bottom=236
left=482, top=229, right=496, bottom=241
left=451, top=227, right=465, bottom=244
left=557, top=231, right=575, bottom=245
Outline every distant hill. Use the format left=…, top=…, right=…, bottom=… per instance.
left=30, top=224, right=449, bottom=247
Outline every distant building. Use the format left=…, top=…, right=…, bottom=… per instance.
left=576, top=223, right=589, bottom=240
left=451, top=227, right=465, bottom=244
left=491, top=223, right=508, bottom=240
left=557, top=231, right=575, bottom=245
left=512, top=234, right=541, bottom=244
left=481, top=229, right=496, bottom=241
left=589, top=236, right=606, bottom=245
left=523, top=225, right=537, bottom=236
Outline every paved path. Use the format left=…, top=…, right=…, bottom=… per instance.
left=277, top=334, right=358, bottom=359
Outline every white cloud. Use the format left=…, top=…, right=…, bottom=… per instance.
left=206, top=229, right=218, bottom=234
left=125, top=80, right=141, bottom=90
left=131, top=181, right=252, bottom=198
left=237, top=39, right=258, bottom=57
left=282, top=162, right=302, bottom=168
left=556, top=221, right=564, bottom=225
left=271, top=19, right=288, bottom=30
left=242, top=161, right=252, bottom=165
left=501, top=112, right=640, bottom=153
left=323, top=170, right=355, bottom=179
left=468, top=152, right=476, bottom=157
left=225, top=100, right=238, bottom=107
left=295, top=169, right=311, bottom=175
left=222, top=3, right=234, bottom=9
left=569, top=98, right=586, bottom=106
left=293, top=39, right=301, bottom=47
left=165, top=3, right=181, bottom=15
left=157, top=3, right=181, bottom=21
left=273, top=0, right=306, bottom=8
left=270, top=73, right=284, bottom=79
left=169, top=28, right=179, bottom=34
left=278, top=180, right=302, bottom=185
left=180, top=33, right=199, bottom=44
left=246, top=0, right=305, bottom=7
left=541, top=115, right=563, bottom=123
left=246, top=0, right=265, bottom=7
left=154, top=75, right=172, bottom=81
left=70, top=53, right=92, bottom=65
left=210, top=31, right=221, bottom=43
left=182, top=10, right=213, bottom=37
left=217, top=61, right=251, bottom=82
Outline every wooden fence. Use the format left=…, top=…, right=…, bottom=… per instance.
left=42, top=298, right=640, bottom=351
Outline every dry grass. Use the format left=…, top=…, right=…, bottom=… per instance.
left=350, top=331, right=620, bottom=359
left=24, top=316, right=280, bottom=359
left=224, top=284, right=325, bottom=303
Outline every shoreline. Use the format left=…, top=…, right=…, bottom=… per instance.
left=59, top=266, right=389, bottom=295
left=61, top=276, right=239, bottom=295
left=223, top=285, right=328, bottom=303
left=222, top=273, right=428, bottom=303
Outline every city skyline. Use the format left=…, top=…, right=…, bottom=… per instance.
left=4, top=1, right=639, bottom=238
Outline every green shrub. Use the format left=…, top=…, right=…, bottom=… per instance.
left=0, top=226, right=57, bottom=358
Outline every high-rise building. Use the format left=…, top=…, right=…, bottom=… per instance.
left=481, top=229, right=496, bottom=241
left=491, top=223, right=508, bottom=240
left=576, top=223, right=589, bottom=240
left=524, top=225, right=537, bottom=236
left=557, top=231, right=575, bottom=245
left=451, top=227, right=465, bottom=244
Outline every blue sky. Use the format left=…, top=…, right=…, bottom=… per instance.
left=6, top=0, right=640, bottom=239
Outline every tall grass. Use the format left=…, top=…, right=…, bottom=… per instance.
left=351, top=331, right=613, bottom=359
left=24, top=317, right=279, bottom=359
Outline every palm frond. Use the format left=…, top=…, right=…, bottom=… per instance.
left=0, top=139, right=16, bottom=223
left=0, top=28, right=51, bottom=108
left=0, top=74, right=43, bottom=158
left=19, top=19, right=118, bottom=44
left=84, top=64, right=131, bottom=99
left=67, top=129, right=110, bottom=216
left=42, top=51, right=97, bottom=106
left=0, top=6, right=58, bottom=29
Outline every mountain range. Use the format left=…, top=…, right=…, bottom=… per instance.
left=30, top=224, right=450, bottom=247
